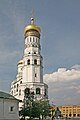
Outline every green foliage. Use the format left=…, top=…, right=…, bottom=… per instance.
left=19, top=99, right=50, bottom=119
left=39, top=100, right=50, bottom=118
left=19, top=89, right=50, bottom=119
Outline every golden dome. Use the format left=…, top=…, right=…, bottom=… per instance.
left=17, top=59, right=23, bottom=65
left=24, top=18, right=41, bottom=34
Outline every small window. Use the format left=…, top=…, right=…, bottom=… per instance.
left=28, top=52, right=30, bottom=54
left=27, top=59, right=30, bottom=65
left=33, top=37, right=34, bottom=42
left=36, top=38, right=38, bottom=43
left=34, top=52, right=36, bottom=54
left=14, top=85, right=16, bottom=88
left=19, top=89, right=21, bottom=96
left=30, top=37, right=31, bottom=42
left=35, top=73, right=37, bottom=77
left=34, top=59, right=37, bottom=65
left=20, top=81, right=22, bottom=84
left=10, top=106, right=14, bottom=112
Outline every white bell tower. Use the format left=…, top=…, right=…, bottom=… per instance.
left=10, top=18, right=48, bottom=108
left=23, top=18, right=48, bottom=99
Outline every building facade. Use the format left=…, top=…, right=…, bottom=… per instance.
left=0, top=91, right=19, bottom=120
left=49, top=105, right=80, bottom=119
left=10, top=18, right=48, bottom=108
left=59, top=105, right=80, bottom=118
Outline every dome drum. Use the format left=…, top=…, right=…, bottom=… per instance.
left=24, top=30, right=40, bottom=38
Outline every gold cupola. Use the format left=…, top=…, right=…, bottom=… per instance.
left=17, top=59, right=23, bottom=65
left=24, top=18, right=41, bottom=38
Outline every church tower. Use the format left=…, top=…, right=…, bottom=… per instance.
left=10, top=18, right=48, bottom=108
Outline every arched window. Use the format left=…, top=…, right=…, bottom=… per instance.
left=27, top=59, right=30, bottom=65
left=33, top=37, right=34, bottom=42
left=19, top=89, right=21, bottom=96
left=30, top=37, right=31, bottom=42
left=25, top=88, right=30, bottom=96
left=34, top=59, right=37, bottom=65
left=34, top=52, right=36, bottom=54
left=36, top=88, right=40, bottom=94
left=28, top=52, right=30, bottom=54
left=20, top=81, right=22, bottom=84
left=17, top=84, right=19, bottom=87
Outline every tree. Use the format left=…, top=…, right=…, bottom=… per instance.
left=19, top=89, right=34, bottom=119
left=19, top=88, right=50, bottom=119
left=40, top=100, right=50, bottom=119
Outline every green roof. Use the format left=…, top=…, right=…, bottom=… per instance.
left=0, top=91, right=17, bottom=100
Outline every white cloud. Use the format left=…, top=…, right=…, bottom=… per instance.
left=43, top=65, right=80, bottom=105
left=44, top=66, right=80, bottom=83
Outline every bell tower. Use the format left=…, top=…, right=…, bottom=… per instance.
left=10, top=18, right=48, bottom=107
left=22, top=18, right=48, bottom=99
left=23, top=18, right=42, bottom=83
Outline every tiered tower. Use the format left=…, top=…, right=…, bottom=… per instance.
left=10, top=18, right=48, bottom=108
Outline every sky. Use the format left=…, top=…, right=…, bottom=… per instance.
left=0, top=0, right=80, bottom=106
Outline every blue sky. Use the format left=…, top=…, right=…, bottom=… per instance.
left=0, top=0, right=80, bottom=105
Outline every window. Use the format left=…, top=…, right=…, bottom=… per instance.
left=36, top=38, right=37, bottom=42
left=16, top=88, right=18, bottom=92
left=14, top=85, right=16, bottom=88
left=35, top=73, right=37, bottom=77
left=20, top=81, right=22, bottom=84
left=27, top=59, right=30, bottom=65
left=77, top=114, right=80, bottom=117
left=34, top=59, right=37, bottom=65
left=28, top=52, right=30, bottom=54
left=19, top=89, right=21, bottom=96
left=33, top=37, right=34, bottom=42
left=34, top=52, right=36, bottom=54
left=10, top=106, right=14, bottom=112
left=36, top=88, right=40, bottom=94
left=25, top=88, right=30, bottom=95
left=30, top=37, right=31, bottom=42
